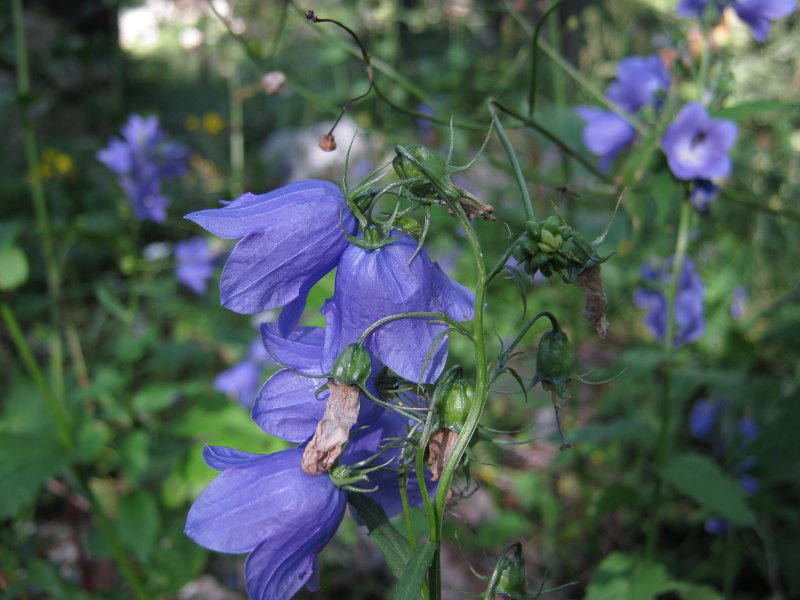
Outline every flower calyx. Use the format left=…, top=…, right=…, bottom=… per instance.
left=489, top=543, right=528, bottom=600
left=531, top=323, right=575, bottom=397
left=330, top=343, right=372, bottom=387
left=393, top=144, right=495, bottom=221
left=428, top=367, right=475, bottom=481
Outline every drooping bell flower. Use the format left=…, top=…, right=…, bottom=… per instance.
left=185, top=409, right=432, bottom=600
left=574, top=107, right=637, bottom=172
left=661, top=103, right=737, bottom=181
left=633, top=257, right=706, bottom=347
left=174, top=237, right=215, bottom=295
left=185, top=180, right=358, bottom=333
left=689, top=179, right=719, bottom=214
left=606, top=55, right=670, bottom=113
left=322, top=232, right=475, bottom=384
left=214, top=340, right=272, bottom=408
left=98, top=114, right=188, bottom=222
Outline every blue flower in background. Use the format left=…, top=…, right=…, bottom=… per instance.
left=689, top=398, right=727, bottom=442
left=676, top=0, right=796, bottom=41
left=606, top=55, right=670, bottom=113
left=689, top=179, right=719, bottom=214
left=98, top=114, right=188, bottom=222
left=186, top=408, right=432, bottom=600
left=662, top=102, right=737, bottom=181
left=633, top=257, right=705, bottom=347
left=185, top=180, right=358, bottom=334
left=576, top=54, right=669, bottom=170
left=731, top=286, right=747, bottom=320
left=733, top=0, right=797, bottom=42
left=321, top=232, right=474, bottom=384
left=214, top=340, right=272, bottom=408
left=575, top=108, right=637, bottom=171
left=174, top=237, right=215, bottom=295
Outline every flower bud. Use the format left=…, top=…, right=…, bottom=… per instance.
left=532, top=326, right=575, bottom=396
left=428, top=370, right=474, bottom=480
left=491, top=544, right=527, bottom=599
left=330, top=343, right=371, bottom=386
left=319, top=134, right=337, bottom=152
left=436, top=378, right=474, bottom=434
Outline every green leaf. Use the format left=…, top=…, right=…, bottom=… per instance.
left=118, top=430, right=151, bottom=484
left=659, top=452, right=756, bottom=526
left=131, top=384, right=177, bottom=416
left=117, top=489, right=160, bottom=563
left=585, top=552, right=670, bottom=600
left=0, top=245, right=29, bottom=290
left=75, top=419, right=111, bottom=462
left=391, top=540, right=437, bottom=600
left=0, top=433, right=69, bottom=519
left=347, top=491, right=411, bottom=579
left=712, top=101, right=796, bottom=122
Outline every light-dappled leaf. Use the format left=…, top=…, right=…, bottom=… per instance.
left=117, top=489, right=160, bottom=563
left=585, top=552, right=670, bottom=600
left=713, top=101, right=796, bottom=122
left=391, top=540, right=437, bottom=600
left=0, top=245, right=29, bottom=290
left=659, top=452, right=756, bottom=526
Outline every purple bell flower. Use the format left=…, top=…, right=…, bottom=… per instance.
left=704, top=517, right=728, bottom=536
left=174, top=237, right=215, bottom=295
left=98, top=114, right=188, bottom=222
left=677, top=0, right=719, bottom=17
left=689, top=179, right=720, bottom=214
left=185, top=180, right=358, bottom=333
left=321, top=232, right=474, bottom=384
left=633, top=257, right=706, bottom=347
left=662, top=103, right=737, bottom=181
left=689, top=398, right=727, bottom=442
left=606, top=55, right=670, bottom=113
left=575, top=107, right=636, bottom=171
left=252, top=324, right=382, bottom=442
left=732, top=0, right=797, bottom=41
left=186, top=408, right=432, bottom=600
left=215, top=340, right=272, bottom=408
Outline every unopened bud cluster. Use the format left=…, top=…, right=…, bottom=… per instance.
left=512, top=215, right=606, bottom=283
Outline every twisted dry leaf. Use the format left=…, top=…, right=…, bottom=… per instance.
left=574, top=264, right=609, bottom=338
left=301, top=381, right=360, bottom=475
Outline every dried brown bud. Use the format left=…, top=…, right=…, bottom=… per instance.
left=301, top=381, right=360, bottom=475
left=319, top=134, right=337, bottom=152
left=574, top=264, right=609, bottom=338
left=260, top=71, right=287, bottom=95
left=427, top=428, right=460, bottom=481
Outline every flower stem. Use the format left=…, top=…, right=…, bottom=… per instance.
left=486, top=103, right=535, bottom=222
left=645, top=199, right=693, bottom=559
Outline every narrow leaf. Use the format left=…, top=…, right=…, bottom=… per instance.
left=347, top=491, right=411, bottom=578
left=391, top=540, right=437, bottom=600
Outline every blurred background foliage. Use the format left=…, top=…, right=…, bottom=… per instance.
left=1, top=0, right=799, bottom=598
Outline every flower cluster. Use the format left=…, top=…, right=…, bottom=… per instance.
left=576, top=54, right=670, bottom=170
left=98, top=114, right=188, bottom=222
left=633, top=256, right=705, bottom=347
left=677, top=0, right=797, bottom=42
left=184, top=178, right=474, bottom=598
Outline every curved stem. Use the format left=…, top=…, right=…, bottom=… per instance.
left=486, top=103, right=535, bottom=222
left=357, top=311, right=465, bottom=346
left=645, top=199, right=693, bottom=559
left=528, top=0, right=565, bottom=117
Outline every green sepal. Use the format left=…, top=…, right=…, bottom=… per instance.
left=330, top=343, right=372, bottom=386
left=532, top=326, right=575, bottom=396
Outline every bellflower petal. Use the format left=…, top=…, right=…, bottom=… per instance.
left=252, top=369, right=328, bottom=442
left=185, top=180, right=357, bottom=315
left=323, top=233, right=474, bottom=384
left=732, top=0, right=796, bottom=41
left=575, top=107, right=636, bottom=171
left=662, top=102, right=737, bottom=180
left=606, top=55, right=670, bottom=113
left=677, top=0, right=715, bottom=18
left=260, top=323, right=326, bottom=372
left=203, top=445, right=267, bottom=471
left=185, top=448, right=344, bottom=555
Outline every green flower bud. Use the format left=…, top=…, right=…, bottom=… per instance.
left=532, top=327, right=575, bottom=396
left=392, top=144, right=460, bottom=199
left=525, top=220, right=541, bottom=239
left=542, top=215, right=562, bottom=235
left=511, top=245, right=529, bottom=264
left=492, top=544, right=527, bottom=599
left=436, top=378, right=474, bottom=433
left=516, top=237, right=538, bottom=257
left=330, top=343, right=371, bottom=386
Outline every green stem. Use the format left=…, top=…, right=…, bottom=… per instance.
left=487, top=103, right=535, bottom=222
left=645, top=199, right=693, bottom=559
left=229, top=67, right=245, bottom=198
left=428, top=202, right=488, bottom=599
left=1, top=301, right=73, bottom=452
left=68, top=468, right=148, bottom=600
left=528, top=0, right=565, bottom=117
